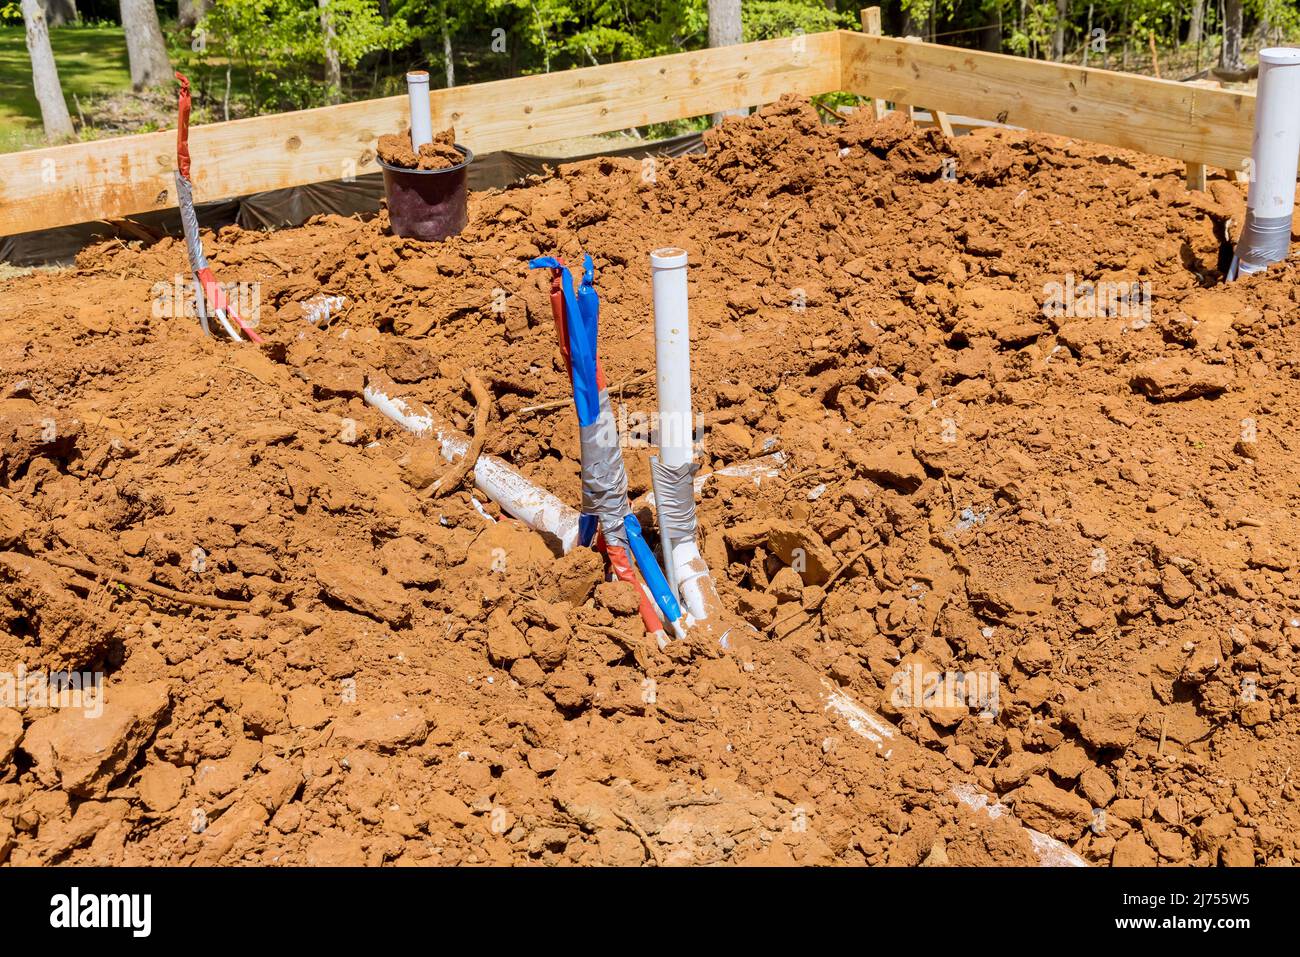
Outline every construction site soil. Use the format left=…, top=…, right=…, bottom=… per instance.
left=1, top=96, right=1297, bottom=867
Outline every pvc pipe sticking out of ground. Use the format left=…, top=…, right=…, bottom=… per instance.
left=406, top=71, right=434, bottom=151
left=650, top=247, right=693, bottom=468
left=1233, top=47, right=1300, bottom=277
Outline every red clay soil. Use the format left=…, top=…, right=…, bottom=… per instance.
left=378, top=127, right=465, bottom=171
left=1, top=96, right=1298, bottom=867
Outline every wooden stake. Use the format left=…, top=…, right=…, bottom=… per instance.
left=860, top=7, right=888, bottom=121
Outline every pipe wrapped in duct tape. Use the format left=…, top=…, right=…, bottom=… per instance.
left=1232, top=47, right=1300, bottom=277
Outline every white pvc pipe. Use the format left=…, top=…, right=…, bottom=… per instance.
left=364, top=384, right=579, bottom=553
left=406, top=71, right=433, bottom=151
left=1235, top=48, right=1300, bottom=275
left=648, top=245, right=739, bottom=634
left=818, top=678, right=1086, bottom=867
left=651, top=247, right=693, bottom=467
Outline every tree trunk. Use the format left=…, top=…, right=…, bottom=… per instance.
left=441, top=1, right=454, bottom=87
left=178, top=0, right=211, bottom=30
left=1218, top=0, right=1246, bottom=77
left=39, top=0, right=77, bottom=27
left=319, top=0, right=341, bottom=103
left=708, top=0, right=743, bottom=124
left=1082, top=2, right=1093, bottom=65
left=1188, top=0, right=1205, bottom=46
left=1052, top=0, right=1069, bottom=60
left=22, top=0, right=75, bottom=142
left=120, top=0, right=171, bottom=90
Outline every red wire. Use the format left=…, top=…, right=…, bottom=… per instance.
left=175, top=72, right=192, bottom=180
left=547, top=262, right=661, bottom=634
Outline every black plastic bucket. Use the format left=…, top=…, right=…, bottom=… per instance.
left=379, top=145, right=473, bottom=242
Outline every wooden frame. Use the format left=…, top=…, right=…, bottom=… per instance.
left=840, top=30, right=1254, bottom=172
left=0, top=28, right=1256, bottom=238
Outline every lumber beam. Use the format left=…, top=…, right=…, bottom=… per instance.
left=839, top=31, right=1255, bottom=171
left=859, top=7, right=888, bottom=121
left=0, top=32, right=841, bottom=238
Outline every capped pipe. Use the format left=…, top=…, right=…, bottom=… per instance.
left=1232, top=48, right=1300, bottom=277
left=406, top=70, right=433, bottom=151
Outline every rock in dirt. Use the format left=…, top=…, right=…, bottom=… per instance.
left=0, top=553, right=120, bottom=671
left=709, top=422, right=754, bottom=462
left=286, top=686, right=330, bottom=729
left=0, top=494, right=30, bottom=548
left=486, top=607, right=531, bottom=664
left=0, top=399, right=82, bottom=481
left=850, top=442, right=927, bottom=492
left=765, top=522, right=836, bottom=585
left=1078, top=767, right=1116, bottom=808
left=315, top=560, right=412, bottom=627
left=1007, top=775, right=1092, bottom=840
left=0, top=707, right=21, bottom=768
left=21, top=681, right=170, bottom=798
left=400, top=446, right=445, bottom=490
left=1112, top=831, right=1157, bottom=866
left=379, top=536, right=441, bottom=586
left=332, top=698, right=428, bottom=751
left=222, top=679, right=287, bottom=736
left=1063, top=681, right=1149, bottom=750
left=305, top=830, right=367, bottom=866
left=737, top=587, right=778, bottom=627
left=136, top=761, right=184, bottom=812
left=1130, top=357, right=1232, bottom=401
left=543, top=547, right=605, bottom=606
left=595, top=580, right=641, bottom=616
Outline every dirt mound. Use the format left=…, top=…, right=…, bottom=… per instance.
left=378, top=127, right=465, bottom=171
left=0, top=95, right=1297, bottom=867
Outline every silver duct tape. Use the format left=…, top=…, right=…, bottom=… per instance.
left=649, top=457, right=698, bottom=543
left=579, top=391, right=630, bottom=547
left=1235, top=211, right=1294, bottom=274
left=174, top=172, right=209, bottom=273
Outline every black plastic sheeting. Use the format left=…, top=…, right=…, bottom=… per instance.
left=0, top=131, right=705, bottom=267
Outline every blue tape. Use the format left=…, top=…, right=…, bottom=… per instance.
left=623, top=514, right=682, bottom=626
left=559, top=268, right=599, bottom=426
left=527, top=256, right=598, bottom=426
left=577, top=253, right=599, bottom=361
left=578, top=513, right=598, bottom=548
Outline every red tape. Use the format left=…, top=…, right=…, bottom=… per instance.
left=175, top=72, right=191, bottom=180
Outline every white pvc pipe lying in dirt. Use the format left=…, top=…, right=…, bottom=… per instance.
left=819, top=678, right=1087, bottom=867
left=364, top=384, right=580, bottom=553
left=1233, top=48, right=1300, bottom=276
left=406, top=71, right=433, bottom=151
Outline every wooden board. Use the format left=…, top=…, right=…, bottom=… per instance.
left=840, top=30, right=1255, bottom=171
left=2, top=30, right=1262, bottom=238
left=859, top=6, right=888, bottom=121
left=0, top=31, right=841, bottom=237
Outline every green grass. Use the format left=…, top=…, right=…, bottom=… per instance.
left=0, top=23, right=131, bottom=151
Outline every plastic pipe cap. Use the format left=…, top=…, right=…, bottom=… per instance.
left=651, top=247, right=688, bottom=269
left=1259, top=48, right=1300, bottom=65
left=406, top=70, right=431, bottom=83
